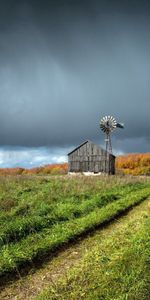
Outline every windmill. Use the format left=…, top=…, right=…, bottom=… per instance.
left=100, top=116, right=124, bottom=173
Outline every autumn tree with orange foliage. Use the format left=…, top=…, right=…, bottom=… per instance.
left=0, top=163, right=68, bottom=176
left=116, top=153, right=150, bottom=175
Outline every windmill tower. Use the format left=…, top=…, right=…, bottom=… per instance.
left=100, top=116, right=124, bottom=174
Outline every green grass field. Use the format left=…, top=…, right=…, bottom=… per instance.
left=0, top=175, right=150, bottom=299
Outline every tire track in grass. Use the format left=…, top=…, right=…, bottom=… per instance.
left=0, top=197, right=150, bottom=300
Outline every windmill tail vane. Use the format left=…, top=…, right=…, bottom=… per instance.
left=116, top=122, right=124, bottom=129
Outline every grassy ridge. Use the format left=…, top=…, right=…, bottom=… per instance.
left=0, top=186, right=150, bottom=277
left=37, top=207, right=150, bottom=300
left=0, top=177, right=147, bottom=247
left=0, top=192, right=119, bottom=246
left=0, top=183, right=146, bottom=246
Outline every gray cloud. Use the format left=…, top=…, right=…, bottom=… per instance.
left=0, top=0, right=149, bottom=153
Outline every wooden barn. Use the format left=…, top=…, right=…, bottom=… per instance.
left=68, top=140, right=115, bottom=174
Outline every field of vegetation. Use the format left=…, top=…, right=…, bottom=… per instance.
left=0, top=174, right=150, bottom=286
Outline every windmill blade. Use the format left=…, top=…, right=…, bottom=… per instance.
left=100, top=115, right=117, bottom=133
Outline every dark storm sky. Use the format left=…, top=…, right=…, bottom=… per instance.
left=0, top=0, right=150, bottom=167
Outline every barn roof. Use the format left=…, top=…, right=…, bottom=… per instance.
left=68, top=140, right=115, bottom=157
left=68, top=140, right=89, bottom=155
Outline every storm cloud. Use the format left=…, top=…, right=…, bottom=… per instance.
left=0, top=0, right=150, bottom=167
